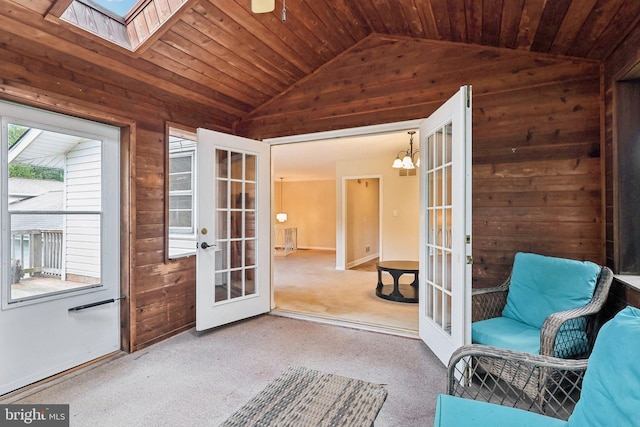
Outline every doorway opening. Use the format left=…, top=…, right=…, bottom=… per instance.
left=269, top=121, right=421, bottom=336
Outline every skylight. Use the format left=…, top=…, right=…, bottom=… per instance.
left=90, top=0, right=140, bottom=18
left=58, top=0, right=188, bottom=50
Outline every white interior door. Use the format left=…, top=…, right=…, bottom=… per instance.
left=0, top=101, right=120, bottom=395
left=196, top=129, right=270, bottom=331
left=419, top=86, right=472, bottom=365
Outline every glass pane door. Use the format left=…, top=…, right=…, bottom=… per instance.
left=195, top=128, right=270, bottom=332
left=214, top=149, right=257, bottom=303
left=425, top=124, right=453, bottom=334
left=419, top=86, right=472, bottom=366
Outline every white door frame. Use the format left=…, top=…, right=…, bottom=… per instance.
left=265, top=119, right=422, bottom=271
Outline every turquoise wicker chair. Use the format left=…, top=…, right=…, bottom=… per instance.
left=435, top=306, right=640, bottom=426
left=470, top=253, right=612, bottom=403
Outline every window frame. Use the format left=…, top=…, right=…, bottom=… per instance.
left=165, top=125, right=198, bottom=261
left=168, top=148, right=195, bottom=235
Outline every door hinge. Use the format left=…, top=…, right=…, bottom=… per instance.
left=466, top=255, right=473, bottom=265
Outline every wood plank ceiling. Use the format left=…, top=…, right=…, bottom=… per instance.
left=6, top=0, right=640, bottom=133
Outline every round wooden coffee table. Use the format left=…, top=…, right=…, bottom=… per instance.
left=375, top=260, right=419, bottom=303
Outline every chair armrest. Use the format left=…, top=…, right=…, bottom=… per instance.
left=448, top=344, right=589, bottom=385
left=539, top=267, right=614, bottom=357
left=472, top=279, right=510, bottom=322
left=447, top=344, right=588, bottom=420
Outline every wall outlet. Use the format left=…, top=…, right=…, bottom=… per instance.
left=366, top=246, right=370, bottom=253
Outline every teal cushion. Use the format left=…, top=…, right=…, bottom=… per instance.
left=472, top=317, right=541, bottom=354
left=434, top=394, right=568, bottom=427
left=472, top=317, right=589, bottom=357
left=568, top=306, right=640, bottom=427
left=502, top=253, right=600, bottom=329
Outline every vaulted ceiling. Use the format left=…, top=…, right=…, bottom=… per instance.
left=4, top=0, right=640, bottom=132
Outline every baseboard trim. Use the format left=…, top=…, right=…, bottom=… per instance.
left=346, top=253, right=379, bottom=269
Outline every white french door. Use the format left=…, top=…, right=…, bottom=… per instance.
left=418, top=86, right=472, bottom=365
left=0, top=101, right=120, bottom=395
left=195, top=129, right=270, bottom=331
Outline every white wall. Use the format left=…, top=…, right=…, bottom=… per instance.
left=336, top=155, right=419, bottom=269
left=274, top=180, right=336, bottom=250
left=65, top=139, right=101, bottom=281
left=346, top=178, right=379, bottom=267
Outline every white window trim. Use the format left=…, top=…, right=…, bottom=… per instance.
left=168, top=133, right=197, bottom=259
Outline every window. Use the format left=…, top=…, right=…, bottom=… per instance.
left=615, top=79, right=640, bottom=274
left=2, top=102, right=120, bottom=307
left=168, top=129, right=197, bottom=259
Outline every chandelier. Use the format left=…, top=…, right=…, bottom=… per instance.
left=392, top=131, right=420, bottom=170
left=276, top=177, right=287, bottom=222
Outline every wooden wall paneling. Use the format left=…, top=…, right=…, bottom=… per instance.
left=292, top=1, right=355, bottom=54
left=426, top=0, right=452, bottom=41
left=445, top=0, right=467, bottom=43
left=463, top=0, right=483, bottom=45
left=187, top=4, right=299, bottom=86
left=350, top=0, right=385, bottom=34
left=515, top=0, right=547, bottom=50
left=209, top=0, right=313, bottom=75
left=499, top=0, right=525, bottom=49
left=586, top=1, right=640, bottom=61
left=481, top=0, right=503, bottom=46
left=318, top=0, right=370, bottom=42
left=413, top=0, right=440, bottom=40
left=238, top=34, right=602, bottom=290
left=530, top=0, right=572, bottom=53
left=0, top=3, right=238, bottom=127
left=393, top=0, right=425, bottom=38
left=568, top=0, right=625, bottom=58
left=548, top=0, right=599, bottom=55
left=167, top=21, right=284, bottom=96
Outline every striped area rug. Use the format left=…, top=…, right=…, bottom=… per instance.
left=220, top=366, right=388, bottom=427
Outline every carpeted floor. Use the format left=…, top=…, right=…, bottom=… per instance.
left=273, top=249, right=418, bottom=336
left=8, top=315, right=446, bottom=426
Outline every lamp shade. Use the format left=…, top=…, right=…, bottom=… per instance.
left=276, top=212, right=288, bottom=222
left=251, top=0, right=275, bottom=13
left=392, top=157, right=403, bottom=168
left=402, top=155, right=415, bottom=169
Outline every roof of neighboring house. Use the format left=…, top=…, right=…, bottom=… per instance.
left=9, top=179, right=64, bottom=232
left=8, top=177, right=64, bottom=198
left=9, top=128, right=88, bottom=169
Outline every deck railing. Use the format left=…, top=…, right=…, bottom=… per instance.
left=11, top=230, right=63, bottom=282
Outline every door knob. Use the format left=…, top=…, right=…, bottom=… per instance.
left=201, top=242, right=214, bottom=249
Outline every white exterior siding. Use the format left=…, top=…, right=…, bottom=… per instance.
left=64, top=139, right=101, bottom=280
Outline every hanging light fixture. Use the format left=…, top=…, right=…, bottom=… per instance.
left=392, top=131, right=420, bottom=170
left=251, top=0, right=275, bottom=13
left=251, top=0, right=286, bottom=20
left=276, top=177, right=288, bottom=222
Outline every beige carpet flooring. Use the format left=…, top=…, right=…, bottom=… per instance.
left=7, top=315, right=446, bottom=426
left=273, top=249, right=418, bottom=336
